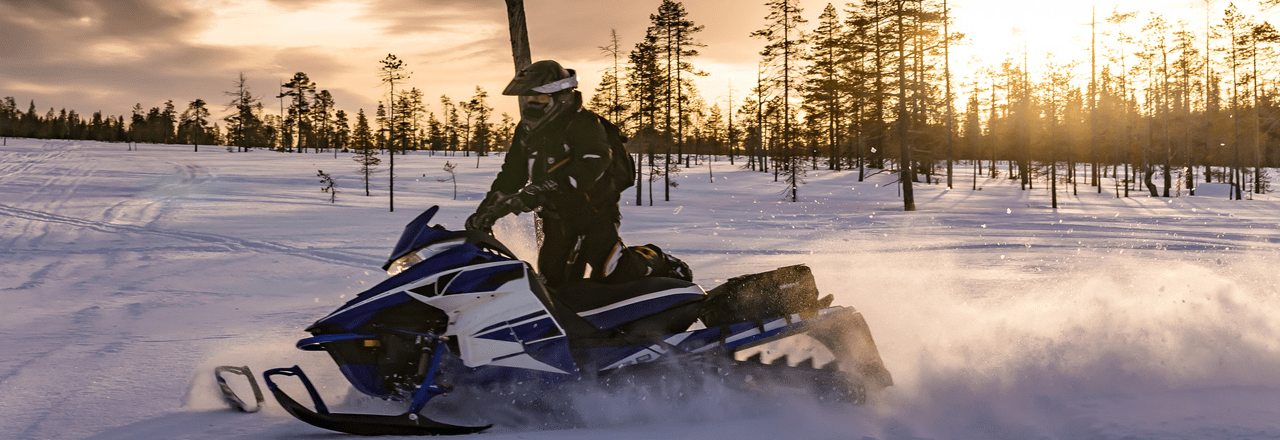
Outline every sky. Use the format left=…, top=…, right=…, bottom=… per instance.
left=2, top=0, right=1276, bottom=125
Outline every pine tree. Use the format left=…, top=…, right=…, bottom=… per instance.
left=647, top=0, right=705, bottom=201
left=427, top=111, right=445, bottom=151
left=379, top=54, right=410, bottom=212
left=0, top=96, right=14, bottom=144
left=403, top=88, right=426, bottom=151
left=494, top=112, right=515, bottom=153
left=465, top=86, right=493, bottom=167
left=844, top=1, right=885, bottom=175
left=439, top=95, right=461, bottom=153
left=279, top=72, right=315, bottom=153
left=224, top=72, right=265, bottom=152
left=627, top=34, right=663, bottom=132
left=1172, top=27, right=1201, bottom=194
left=352, top=109, right=380, bottom=196
left=312, top=89, right=335, bottom=154
left=375, top=102, right=389, bottom=151
left=1107, top=8, right=1139, bottom=198
left=892, top=0, right=914, bottom=209
left=180, top=99, right=210, bottom=152
left=1224, top=3, right=1247, bottom=199
left=753, top=0, right=807, bottom=202
left=802, top=3, right=844, bottom=171
left=590, top=29, right=631, bottom=129
left=1249, top=21, right=1278, bottom=193
left=333, top=109, right=350, bottom=157
left=160, top=100, right=176, bottom=144
left=942, top=0, right=955, bottom=188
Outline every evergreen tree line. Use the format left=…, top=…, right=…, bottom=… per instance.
left=1, top=71, right=513, bottom=159
left=586, top=0, right=1280, bottom=207
left=1, top=93, right=226, bottom=151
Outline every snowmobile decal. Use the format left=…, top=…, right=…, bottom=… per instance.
left=576, top=285, right=705, bottom=329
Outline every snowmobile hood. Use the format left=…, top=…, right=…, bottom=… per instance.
left=382, top=206, right=517, bottom=271
left=383, top=206, right=446, bottom=271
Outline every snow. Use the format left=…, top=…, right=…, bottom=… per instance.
left=3, top=138, right=1279, bottom=439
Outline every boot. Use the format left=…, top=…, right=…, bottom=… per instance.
left=664, top=252, right=693, bottom=282
left=640, top=244, right=692, bottom=282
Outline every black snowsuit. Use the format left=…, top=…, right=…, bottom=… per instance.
left=485, top=104, right=673, bottom=287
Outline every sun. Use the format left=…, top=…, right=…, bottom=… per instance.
left=948, top=0, right=1095, bottom=86
left=944, top=0, right=1243, bottom=105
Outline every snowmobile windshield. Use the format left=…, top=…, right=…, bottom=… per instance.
left=385, top=238, right=468, bottom=276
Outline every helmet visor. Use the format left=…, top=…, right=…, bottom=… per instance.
left=520, top=94, right=553, bottom=121
left=529, top=75, right=577, bottom=94
left=502, top=61, right=578, bottom=96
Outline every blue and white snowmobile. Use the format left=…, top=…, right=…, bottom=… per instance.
left=256, top=206, right=892, bottom=435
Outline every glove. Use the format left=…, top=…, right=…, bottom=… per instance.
left=466, top=191, right=511, bottom=233
left=465, top=181, right=559, bottom=233
left=515, top=180, right=557, bottom=209
left=465, top=210, right=497, bottom=233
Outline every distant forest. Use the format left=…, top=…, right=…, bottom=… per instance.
left=0, top=71, right=512, bottom=158
left=3, top=0, right=1279, bottom=206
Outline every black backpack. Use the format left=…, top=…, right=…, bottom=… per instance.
left=700, top=264, right=834, bottom=327
left=596, top=116, right=636, bottom=191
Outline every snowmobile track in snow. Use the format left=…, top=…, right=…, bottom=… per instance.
left=0, top=203, right=381, bottom=268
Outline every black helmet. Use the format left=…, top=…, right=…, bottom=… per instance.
left=504, top=60, right=581, bottom=132
left=503, top=60, right=577, bottom=96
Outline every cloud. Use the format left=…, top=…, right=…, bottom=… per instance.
left=360, top=0, right=506, bottom=36
left=0, top=0, right=223, bottom=114
left=0, top=0, right=776, bottom=123
left=0, top=0, right=207, bottom=42
left=266, top=0, right=336, bottom=11
left=353, top=0, right=661, bottom=67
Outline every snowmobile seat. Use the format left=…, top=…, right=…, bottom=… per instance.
left=552, top=277, right=705, bottom=334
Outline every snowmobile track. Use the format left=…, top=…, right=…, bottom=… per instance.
left=0, top=203, right=381, bottom=268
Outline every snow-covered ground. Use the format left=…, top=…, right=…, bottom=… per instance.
left=3, top=138, right=1279, bottom=440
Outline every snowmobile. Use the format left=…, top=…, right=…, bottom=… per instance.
left=252, top=206, right=892, bottom=435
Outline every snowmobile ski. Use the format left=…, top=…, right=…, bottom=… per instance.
left=263, top=366, right=490, bottom=436
left=214, top=365, right=264, bottom=413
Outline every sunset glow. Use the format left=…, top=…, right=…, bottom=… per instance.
left=3, top=0, right=1280, bottom=123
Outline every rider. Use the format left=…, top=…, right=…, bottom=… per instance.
left=465, top=60, right=690, bottom=287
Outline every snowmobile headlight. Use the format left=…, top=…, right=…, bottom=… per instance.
left=385, top=238, right=469, bottom=277
left=386, top=254, right=422, bottom=277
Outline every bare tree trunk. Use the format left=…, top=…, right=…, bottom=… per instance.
left=505, top=0, right=531, bottom=71
left=390, top=84, right=395, bottom=213
left=1254, top=36, right=1263, bottom=195
left=636, top=152, right=642, bottom=206
left=897, top=0, right=915, bottom=211
left=1091, top=5, right=1101, bottom=193
left=505, top=0, right=539, bottom=240
left=943, top=0, right=954, bottom=189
